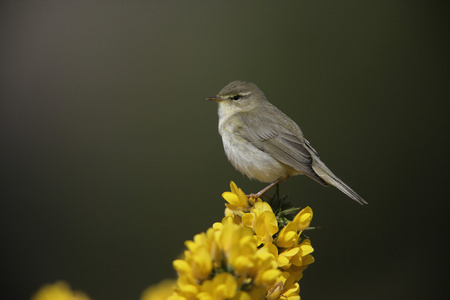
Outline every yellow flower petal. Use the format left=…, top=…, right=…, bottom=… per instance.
left=222, top=192, right=241, bottom=206
left=230, top=181, right=239, bottom=194
left=173, top=260, right=190, bottom=274
left=276, top=222, right=299, bottom=248
left=31, top=281, right=90, bottom=300
left=178, top=284, right=199, bottom=296
left=278, top=255, right=290, bottom=267
left=293, top=206, right=313, bottom=231
left=242, top=213, right=254, bottom=228
left=302, top=254, right=315, bottom=265
left=167, top=293, right=187, bottom=300
left=282, top=247, right=300, bottom=257
left=299, top=239, right=314, bottom=256
left=259, top=243, right=278, bottom=258
left=232, top=291, right=252, bottom=300
left=201, top=273, right=237, bottom=299
left=260, top=269, right=282, bottom=285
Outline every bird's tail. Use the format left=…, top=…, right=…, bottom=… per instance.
left=311, top=158, right=367, bottom=205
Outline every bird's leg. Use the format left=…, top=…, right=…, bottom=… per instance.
left=247, top=176, right=290, bottom=199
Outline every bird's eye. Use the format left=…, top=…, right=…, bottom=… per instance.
left=232, top=95, right=241, bottom=100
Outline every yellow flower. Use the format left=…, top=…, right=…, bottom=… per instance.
left=173, top=230, right=217, bottom=286
left=242, top=200, right=278, bottom=246
left=198, top=273, right=237, bottom=299
left=292, top=206, right=313, bottom=231
left=216, top=223, right=258, bottom=275
left=222, top=181, right=252, bottom=213
left=172, top=223, right=281, bottom=299
left=252, top=253, right=281, bottom=287
left=266, top=278, right=300, bottom=300
left=278, top=246, right=300, bottom=269
left=169, top=182, right=314, bottom=300
left=266, top=280, right=284, bottom=300
left=278, top=282, right=300, bottom=300
left=167, top=293, right=188, bottom=300
left=275, top=221, right=299, bottom=248
left=267, top=271, right=303, bottom=300
left=140, top=280, right=176, bottom=300
left=31, top=281, right=90, bottom=300
left=32, top=182, right=317, bottom=300
left=290, top=239, right=314, bottom=267
left=184, top=233, right=214, bottom=281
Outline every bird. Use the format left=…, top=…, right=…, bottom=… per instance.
left=207, top=80, right=367, bottom=205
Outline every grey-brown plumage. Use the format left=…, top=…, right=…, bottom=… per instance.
left=208, top=81, right=367, bottom=205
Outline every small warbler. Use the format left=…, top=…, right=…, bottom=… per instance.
left=208, top=80, right=367, bottom=205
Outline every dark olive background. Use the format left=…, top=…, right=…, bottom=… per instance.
left=1, top=1, right=449, bottom=299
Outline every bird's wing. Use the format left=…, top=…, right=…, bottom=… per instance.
left=236, top=112, right=328, bottom=186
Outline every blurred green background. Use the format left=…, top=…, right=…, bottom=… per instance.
left=1, top=1, right=449, bottom=299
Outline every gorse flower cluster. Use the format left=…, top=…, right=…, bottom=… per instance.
left=31, top=281, right=90, bottom=300
left=31, top=182, right=315, bottom=300
left=165, top=182, right=314, bottom=300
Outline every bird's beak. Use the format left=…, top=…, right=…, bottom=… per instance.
left=207, top=96, right=222, bottom=102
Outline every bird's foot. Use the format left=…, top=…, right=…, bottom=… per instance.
left=246, top=192, right=268, bottom=199
left=246, top=176, right=290, bottom=200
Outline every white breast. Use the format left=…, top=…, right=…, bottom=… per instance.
left=219, top=116, right=291, bottom=183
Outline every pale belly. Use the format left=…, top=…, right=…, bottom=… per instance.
left=220, top=132, right=297, bottom=183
